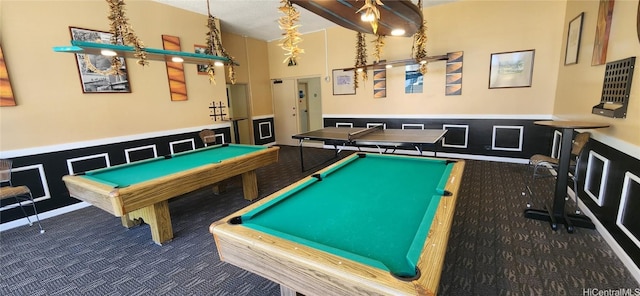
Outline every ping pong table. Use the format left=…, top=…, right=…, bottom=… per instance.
left=292, top=125, right=447, bottom=171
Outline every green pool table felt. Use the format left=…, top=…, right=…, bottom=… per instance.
left=82, top=144, right=266, bottom=187
left=241, top=154, right=454, bottom=277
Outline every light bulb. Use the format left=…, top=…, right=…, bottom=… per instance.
left=100, top=49, right=117, bottom=56
left=390, top=29, right=405, bottom=36
left=361, top=13, right=375, bottom=22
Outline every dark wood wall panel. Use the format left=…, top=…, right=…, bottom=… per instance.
left=324, top=116, right=640, bottom=266
left=1, top=127, right=230, bottom=223
left=253, top=117, right=275, bottom=145
left=323, top=117, right=552, bottom=158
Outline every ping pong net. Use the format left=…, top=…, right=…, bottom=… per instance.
left=347, top=125, right=384, bottom=141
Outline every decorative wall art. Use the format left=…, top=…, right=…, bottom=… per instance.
left=565, top=12, right=584, bottom=65
left=162, top=35, right=187, bottom=101
left=0, top=45, right=16, bottom=106
left=332, top=69, right=356, bottom=95
left=194, top=44, right=208, bottom=75
left=69, top=27, right=131, bottom=93
left=373, top=66, right=386, bottom=98
left=592, top=0, right=615, bottom=66
left=489, top=50, right=535, bottom=89
left=446, top=51, right=463, bottom=95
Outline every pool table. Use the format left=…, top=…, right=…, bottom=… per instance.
left=63, top=143, right=278, bottom=245
left=210, top=153, right=464, bottom=295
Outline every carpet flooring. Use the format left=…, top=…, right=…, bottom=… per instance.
left=0, top=145, right=637, bottom=296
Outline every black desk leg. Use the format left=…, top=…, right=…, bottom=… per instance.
left=523, top=128, right=595, bottom=232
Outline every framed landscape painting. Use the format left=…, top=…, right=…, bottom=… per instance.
left=489, top=50, right=535, bottom=89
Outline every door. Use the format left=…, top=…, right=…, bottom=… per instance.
left=272, top=79, right=299, bottom=146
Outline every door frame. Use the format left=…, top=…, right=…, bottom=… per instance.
left=271, top=75, right=323, bottom=146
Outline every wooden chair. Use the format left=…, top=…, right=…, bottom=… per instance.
left=0, top=159, right=44, bottom=233
left=199, top=129, right=217, bottom=146
left=198, top=129, right=226, bottom=194
left=526, top=132, right=591, bottom=212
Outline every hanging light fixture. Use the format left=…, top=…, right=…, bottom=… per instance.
left=53, top=0, right=236, bottom=71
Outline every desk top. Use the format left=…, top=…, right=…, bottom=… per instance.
left=534, top=120, right=610, bottom=129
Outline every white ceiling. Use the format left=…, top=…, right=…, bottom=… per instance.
left=153, top=0, right=458, bottom=42
left=153, top=0, right=337, bottom=42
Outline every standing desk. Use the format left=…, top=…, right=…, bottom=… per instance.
left=524, top=120, right=609, bottom=232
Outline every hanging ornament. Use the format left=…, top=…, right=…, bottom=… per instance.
left=373, top=35, right=385, bottom=64
left=205, top=13, right=237, bottom=84
left=356, top=0, right=384, bottom=34
left=354, top=32, right=368, bottom=89
left=412, top=0, right=428, bottom=75
left=106, top=0, right=147, bottom=67
left=278, top=0, right=304, bottom=66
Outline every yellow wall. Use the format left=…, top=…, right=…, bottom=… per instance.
left=0, top=0, right=227, bottom=151
left=245, top=38, right=274, bottom=116
left=555, top=0, right=640, bottom=147
left=1, top=0, right=638, bottom=152
left=221, top=32, right=273, bottom=117
left=268, top=0, right=566, bottom=116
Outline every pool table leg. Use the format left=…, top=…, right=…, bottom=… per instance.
left=125, top=200, right=174, bottom=245
left=212, top=182, right=227, bottom=195
left=241, top=170, right=258, bottom=200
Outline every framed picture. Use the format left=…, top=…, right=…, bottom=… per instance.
left=404, top=64, right=423, bottom=94
left=194, top=44, right=209, bottom=75
left=489, top=49, right=535, bottom=89
left=332, top=69, right=356, bottom=95
left=565, top=12, right=584, bottom=65
left=69, top=27, right=131, bottom=93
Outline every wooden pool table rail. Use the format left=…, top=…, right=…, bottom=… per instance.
left=63, top=146, right=279, bottom=245
left=210, top=154, right=464, bottom=295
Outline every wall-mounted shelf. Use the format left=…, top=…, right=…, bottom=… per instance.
left=341, top=55, right=448, bottom=71
left=53, top=40, right=238, bottom=65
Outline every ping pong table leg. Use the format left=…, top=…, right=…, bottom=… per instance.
left=299, top=139, right=305, bottom=171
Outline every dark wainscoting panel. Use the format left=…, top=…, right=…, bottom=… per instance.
left=323, top=116, right=640, bottom=266
left=1, top=127, right=231, bottom=223
left=577, top=139, right=640, bottom=266
left=253, top=117, right=275, bottom=145
left=323, top=117, right=553, bottom=158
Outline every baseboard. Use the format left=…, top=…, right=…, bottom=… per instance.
left=0, top=202, right=91, bottom=232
